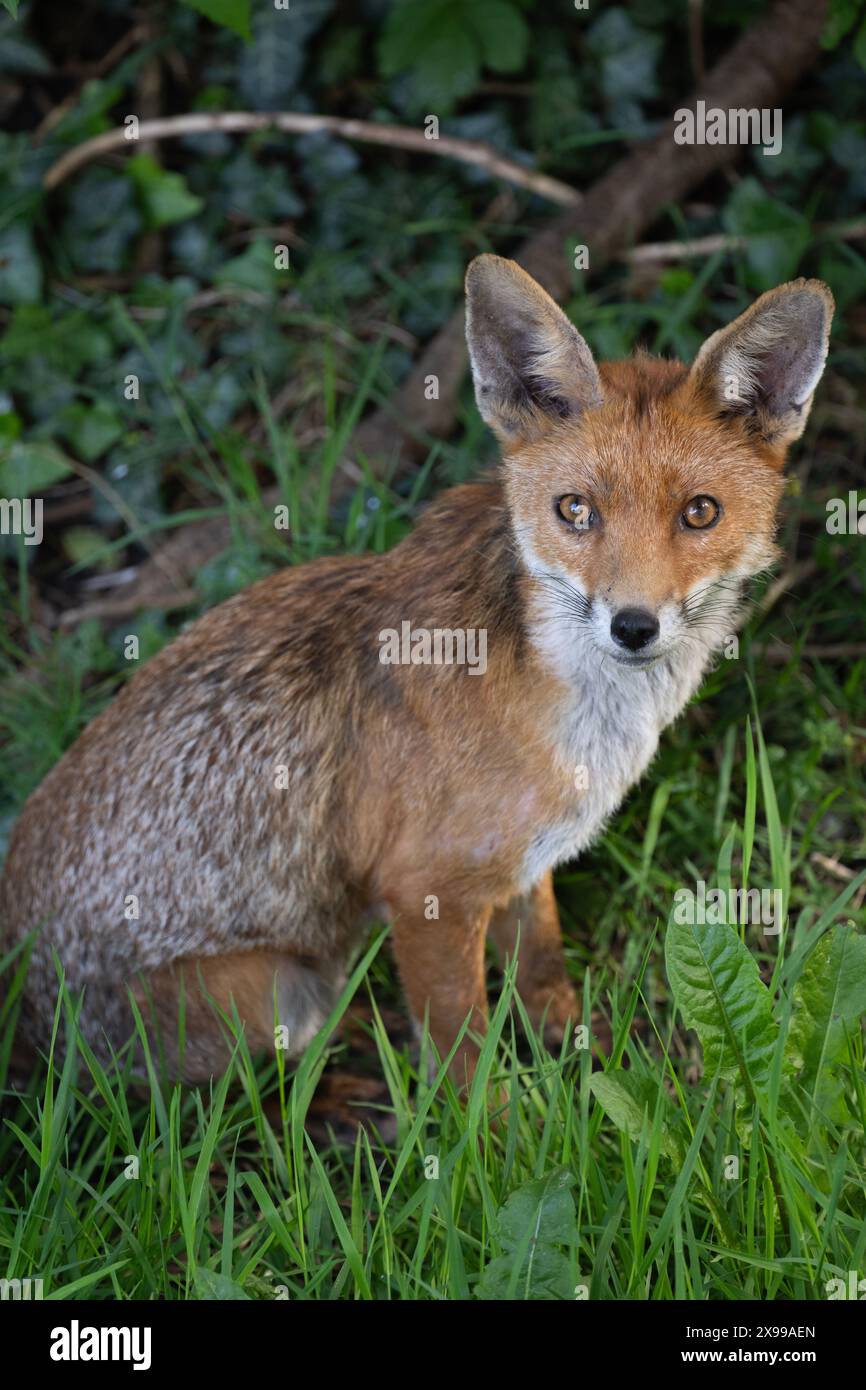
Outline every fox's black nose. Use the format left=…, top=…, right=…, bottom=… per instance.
left=611, top=607, right=659, bottom=652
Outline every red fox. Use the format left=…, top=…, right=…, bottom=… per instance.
left=0, top=257, right=833, bottom=1086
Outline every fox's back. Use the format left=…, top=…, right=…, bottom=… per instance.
left=0, top=553, right=384, bottom=1039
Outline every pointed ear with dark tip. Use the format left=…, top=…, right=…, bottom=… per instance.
left=689, top=278, right=834, bottom=449
left=464, top=254, right=603, bottom=447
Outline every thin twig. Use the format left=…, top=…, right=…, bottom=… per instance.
left=810, top=852, right=855, bottom=882
left=754, top=560, right=818, bottom=620
left=42, top=111, right=581, bottom=206
left=58, top=587, right=199, bottom=627
left=63, top=457, right=186, bottom=590
left=34, top=25, right=149, bottom=139
left=755, top=642, right=866, bottom=663
left=626, top=218, right=866, bottom=265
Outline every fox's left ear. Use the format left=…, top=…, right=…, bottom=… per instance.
left=689, top=279, right=834, bottom=447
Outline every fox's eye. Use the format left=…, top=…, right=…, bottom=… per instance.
left=682, top=495, right=721, bottom=530
left=556, top=494, right=597, bottom=530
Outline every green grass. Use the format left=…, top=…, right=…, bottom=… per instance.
left=2, top=2, right=866, bottom=1292
left=0, top=795, right=863, bottom=1300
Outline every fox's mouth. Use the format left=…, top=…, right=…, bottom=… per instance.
left=610, top=650, right=663, bottom=668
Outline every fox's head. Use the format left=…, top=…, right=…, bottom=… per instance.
left=465, top=255, right=833, bottom=674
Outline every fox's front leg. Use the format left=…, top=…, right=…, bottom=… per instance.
left=488, top=871, right=576, bottom=1045
left=389, top=898, right=491, bottom=1089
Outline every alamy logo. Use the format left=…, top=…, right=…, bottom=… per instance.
left=673, top=880, right=782, bottom=935
left=0, top=497, right=43, bottom=545
left=49, top=1320, right=152, bottom=1371
left=0, top=1276, right=44, bottom=1299
left=378, top=621, right=487, bottom=675
left=826, top=1271, right=866, bottom=1299
left=673, top=101, right=782, bottom=157
left=826, top=492, right=866, bottom=535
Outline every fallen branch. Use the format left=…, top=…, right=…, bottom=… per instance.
left=43, top=110, right=580, bottom=207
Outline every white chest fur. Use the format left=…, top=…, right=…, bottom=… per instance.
left=518, top=642, right=709, bottom=890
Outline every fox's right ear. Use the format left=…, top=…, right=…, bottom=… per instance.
left=465, top=255, right=602, bottom=448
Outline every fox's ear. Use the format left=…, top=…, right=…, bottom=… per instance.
left=690, top=279, right=834, bottom=447
left=465, top=254, right=602, bottom=447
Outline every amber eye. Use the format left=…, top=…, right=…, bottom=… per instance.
left=556, top=494, right=597, bottom=530
left=682, top=495, right=721, bottom=530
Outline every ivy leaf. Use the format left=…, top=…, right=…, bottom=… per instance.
left=0, top=26, right=51, bottom=74
left=215, top=239, right=283, bottom=294
left=0, top=440, right=73, bottom=497
left=181, top=0, right=251, bottom=41
left=63, top=169, right=142, bottom=273
left=380, top=0, right=529, bottom=113
left=468, top=1, right=528, bottom=73
left=238, top=0, right=334, bottom=110
left=58, top=402, right=125, bottom=463
left=62, top=526, right=113, bottom=571
left=821, top=0, right=862, bottom=50
left=587, top=8, right=661, bottom=111
left=0, top=224, right=42, bottom=305
left=128, top=154, right=204, bottom=229
left=722, top=179, right=810, bottom=290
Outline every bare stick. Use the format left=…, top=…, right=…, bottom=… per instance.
left=756, top=642, right=866, bottom=663
left=626, top=217, right=866, bottom=265
left=43, top=111, right=580, bottom=207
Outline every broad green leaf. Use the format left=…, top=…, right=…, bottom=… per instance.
left=62, top=526, right=111, bottom=571
left=586, top=8, right=661, bottom=108
left=128, top=154, right=204, bottom=229
left=788, top=925, right=866, bottom=1120
left=0, top=440, right=73, bottom=496
left=0, top=224, right=42, bottom=305
left=469, top=1, right=528, bottom=73
left=0, top=0, right=20, bottom=18
left=379, top=0, right=482, bottom=112
left=238, top=0, right=333, bottom=109
left=722, top=179, right=810, bottom=290
left=0, top=411, right=21, bottom=443
left=477, top=1244, right=574, bottom=1301
left=0, top=29, right=51, bottom=73
left=589, top=1069, right=686, bottom=1165
left=821, top=0, right=862, bottom=50
left=194, top=1268, right=251, bottom=1299
left=497, top=1167, right=576, bottom=1250
left=665, top=909, right=781, bottom=1107
left=215, top=240, right=282, bottom=294
left=476, top=1168, right=576, bottom=1300
left=181, top=0, right=251, bottom=41
left=58, top=401, right=124, bottom=463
